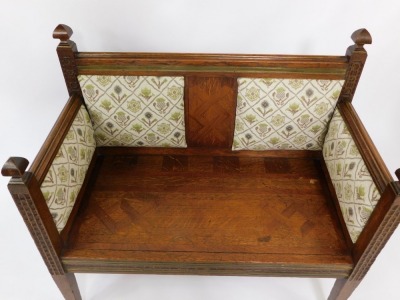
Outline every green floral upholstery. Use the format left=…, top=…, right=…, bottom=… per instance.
left=40, top=105, right=96, bottom=232
left=232, top=78, right=344, bottom=150
left=323, top=109, right=380, bottom=243
left=78, top=75, right=187, bottom=147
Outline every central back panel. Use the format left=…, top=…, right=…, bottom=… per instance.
left=186, top=76, right=237, bottom=148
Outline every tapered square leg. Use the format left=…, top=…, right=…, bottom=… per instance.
left=328, top=278, right=361, bottom=300
left=53, top=273, right=82, bottom=300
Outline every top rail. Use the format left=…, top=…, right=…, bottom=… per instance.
left=75, top=52, right=348, bottom=78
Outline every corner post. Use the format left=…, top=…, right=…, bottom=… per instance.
left=328, top=170, right=400, bottom=300
left=53, top=24, right=82, bottom=98
left=339, top=28, right=372, bottom=103
left=2, top=157, right=82, bottom=300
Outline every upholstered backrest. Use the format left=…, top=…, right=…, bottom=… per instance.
left=233, top=78, right=344, bottom=150
left=77, top=75, right=346, bottom=151
left=40, top=105, right=96, bottom=232
left=78, top=75, right=186, bottom=147
left=323, top=109, right=380, bottom=242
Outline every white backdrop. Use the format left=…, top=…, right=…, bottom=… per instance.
left=1, top=1, right=399, bottom=299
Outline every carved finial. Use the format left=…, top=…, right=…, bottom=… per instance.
left=2, top=157, right=29, bottom=177
left=351, top=28, right=372, bottom=47
left=53, top=24, right=73, bottom=42
left=395, top=169, right=400, bottom=181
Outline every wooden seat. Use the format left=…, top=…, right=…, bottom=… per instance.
left=62, top=154, right=352, bottom=277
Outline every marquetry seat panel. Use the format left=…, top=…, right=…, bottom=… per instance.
left=62, top=154, right=353, bottom=276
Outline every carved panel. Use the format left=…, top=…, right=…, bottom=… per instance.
left=186, top=76, right=236, bottom=148
left=350, top=203, right=400, bottom=282
left=57, top=45, right=82, bottom=97
left=12, top=192, right=64, bottom=275
left=340, top=61, right=363, bottom=102
left=329, top=202, right=400, bottom=299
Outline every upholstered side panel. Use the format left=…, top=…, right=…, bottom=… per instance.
left=232, top=78, right=344, bottom=150
left=323, top=109, right=380, bottom=243
left=40, top=105, right=96, bottom=232
left=78, top=75, right=186, bottom=147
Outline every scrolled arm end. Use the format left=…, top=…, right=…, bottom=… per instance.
left=2, top=157, right=29, bottom=178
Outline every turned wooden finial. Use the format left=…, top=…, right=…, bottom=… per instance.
left=2, top=157, right=29, bottom=177
left=351, top=28, right=372, bottom=48
left=53, top=24, right=73, bottom=42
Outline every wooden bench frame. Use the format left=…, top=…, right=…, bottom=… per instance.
left=2, top=25, right=400, bottom=300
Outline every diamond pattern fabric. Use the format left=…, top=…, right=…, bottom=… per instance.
left=323, top=109, right=380, bottom=243
left=79, top=75, right=187, bottom=147
left=40, top=105, right=96, bottom=232
left=232, top=78, right=344, bottom=150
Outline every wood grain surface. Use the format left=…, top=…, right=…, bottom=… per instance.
left=63, top=154, right=352, bottom=277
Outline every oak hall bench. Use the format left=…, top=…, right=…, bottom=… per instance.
left=2, top=25, right=400, bottom=300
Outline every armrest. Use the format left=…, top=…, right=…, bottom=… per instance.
left=29, top=94, right=83, bottom=183
left=2, top=95, right=96, bottom=276
left=323, top=102, right=399, bottom=265
left=336, top=102, right=398, bottom=260
left=35, top=98, right=96, bottom=232
left=323, top=105, right=386, bottom=243
left=2, top=157, right=64, bottom=265
left=4, top=95, right=96, bottom=233
left=2, top=95, right=84, bottom=251
left=337, top=101, right=392, bottom=193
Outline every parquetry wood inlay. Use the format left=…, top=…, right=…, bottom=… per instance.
left=186, top=77, right=236, bottom=148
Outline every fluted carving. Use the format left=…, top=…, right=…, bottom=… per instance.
left=53, top=24, right=82, bottom=97
left=339, top=28, right=372, bottom=103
